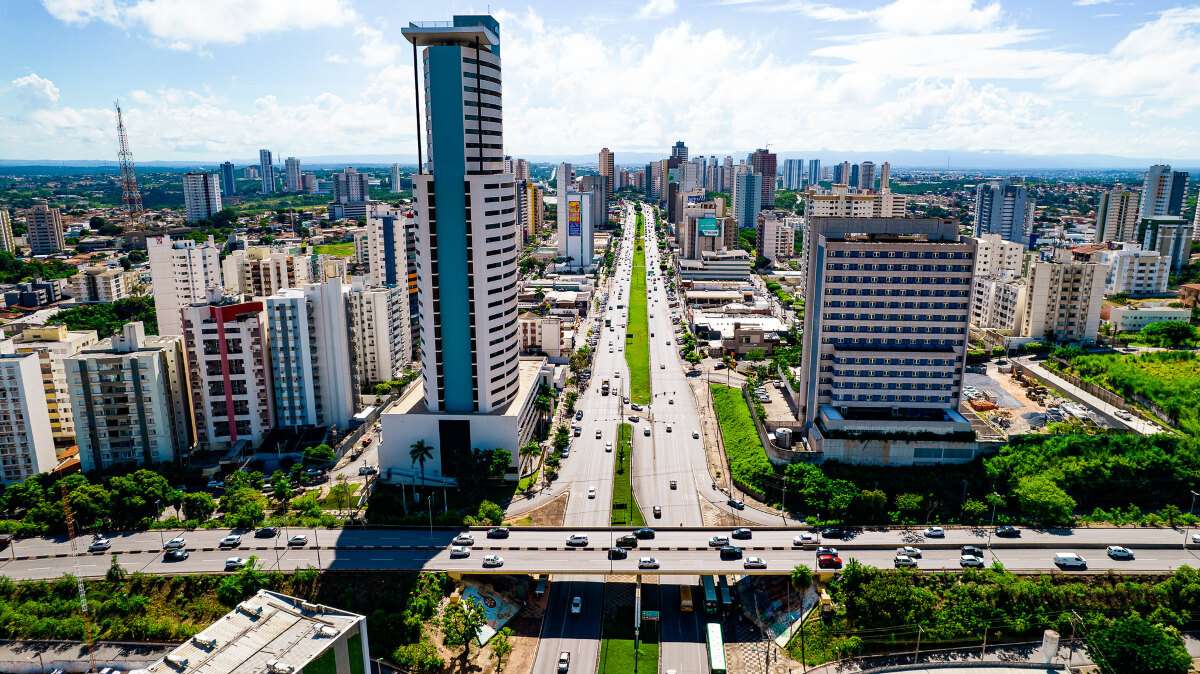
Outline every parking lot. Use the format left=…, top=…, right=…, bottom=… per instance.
left=962, top=364, right=1053, bottom=436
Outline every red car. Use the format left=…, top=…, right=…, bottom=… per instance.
left=817, top=553, right=843, bottom=569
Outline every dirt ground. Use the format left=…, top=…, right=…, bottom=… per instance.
left=504, top=492, right=567, bottom=527
left=701, top=498, right=740, bottom=527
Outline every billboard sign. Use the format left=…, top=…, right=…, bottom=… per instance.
left=568, top=198, right=582, bottom=236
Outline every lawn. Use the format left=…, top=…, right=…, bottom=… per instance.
left=598, top=604, right=659, bottom=674
left=710, top=384, right=775, bottom=491
left=517, top=466, right=540, bottom=493
left=314, top=241, right=356, bottom=257
left=611, top=423, right=645, bottom=526
left=1065, top=350, right=1200, bottom=433
left=625, top=209, right=652, bottom=405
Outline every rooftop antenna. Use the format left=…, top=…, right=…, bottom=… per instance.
left=114, top=100, right=144, bottom=223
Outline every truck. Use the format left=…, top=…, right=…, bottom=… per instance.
left=601, top=379, right=610, bottom=396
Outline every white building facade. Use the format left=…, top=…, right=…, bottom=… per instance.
left=147, top=235, right=224, bottom=337
left=0, top=341, right=56, bottom=483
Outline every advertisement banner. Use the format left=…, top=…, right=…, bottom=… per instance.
left=568, top=199, right=582, bottom=236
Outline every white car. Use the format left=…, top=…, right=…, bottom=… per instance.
left=1106, top=545, right=1134, bottom=560
left=566, top=534, right=589, bottom=546
left=792, top=533, right=815, bottom=546
left=225, top=556, right=247, bottom=570
left=449, top=546, right=471, bottom=558
left=557, top=651, right=571, bottom=672
left=452, top=533, right=475, bottom=546
left=287, top=534, right=308, bottom=547
left=587, top=486, right=596, bottom=498
left=219, top=534, right=242, bottom=548
left=744, top=557, right=767, bottom=569
left=1191, top=533, right=1200, bottom=545
left=570, top=596, right=583, bottom=614
left=638, top=557, right=660, bottom=569
left=482, top=554, right=505, bottom=568
left=88, top=537, right=112, bottom=552
left=692, top=431, right=700, bottom=439
left=959, top=554, right=985, bottom=568
left=605, top=441, right=613, bottom=452
left=708, top=535, right=730, bottom=547
left=924, top=526, right=946, bottom=538
left=897, top=546, right=922, bottom=558
left=163, top=536, right=186, bottom=550
left=894, top=554, right=918, bottom=568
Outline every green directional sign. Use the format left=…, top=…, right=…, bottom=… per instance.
left=641, top=610, right=660, bottom=621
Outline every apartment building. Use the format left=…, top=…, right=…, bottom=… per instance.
left=347, top=281, right=410, bottom=390
left=518, top=313, right=568, bottom=359
left=222, top=246, right=310, bottom=298
left=804, top=184, right=907, bottom=218
left=266, top=280, right=355, bottom=431
left=0, top=209, right=14, bottom=253
left=1020, top=259, right=1105, bottom=343
left=971, top=276, right=1027, bottom=333
left=27, top=204, right=65, bottom=255
left=756, top=211, right=796, bottom=262
left=1072, top=243, right=1169, bottom=297
left=974, top=233, right=1026, bottom=278
left=974, top=179, right=1033, bottom=247
left=147, top=235, right=224, bottom=337
left=65, top=322, right=193, bottom=472
left=678, top=198, right=733, bottom=260
left=73, top=266, right=132, bottom=303
left=365, top=203, right=407, bottom=288
left=0, top=341, right=57, bottom=483
left=1094, top=186, right=1141, bottom=243
left=12, top=325, right=99, bottom=450
left=1138, top=216, right=1190, bottom=272
left=182, top=296, right=273, bottom=452
left=182, top=172, right=223, bottom=223
left=798, top=217, right=979, bottom=465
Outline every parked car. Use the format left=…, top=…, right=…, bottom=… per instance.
left=924, top=526, right=946, bottom=538
left=88, top=537, right=111, bottom=552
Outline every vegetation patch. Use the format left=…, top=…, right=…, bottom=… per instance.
left=624, top=209, right=652, bottom=404
left=1061, top=350, right=1200, bottom=434
left=314, top=241, right=355, bottom=257
left=610, top=423, right=644, bottom=526
left=710, top=384, right=774, bottom=492
left=49, top=295, right=157, bottom=338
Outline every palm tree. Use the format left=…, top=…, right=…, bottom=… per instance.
left=533, top=390, right=553, bottom=434
left=791, top=563, right=814, bottom=667
left=409, top=439, right=433, bottom=497
left=519, top=442, right=541, bottom=475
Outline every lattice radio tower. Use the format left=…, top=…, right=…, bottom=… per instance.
left=114, top=100, right=143, bottom=220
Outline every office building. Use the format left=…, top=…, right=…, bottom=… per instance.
left=514, top=158, right=530, bottom=182
left=266, top=280, right=355, bottom=431
left=526, top=182, right=545, bottom=239
left=284, top=156, right=302, bottom=192
left=365, top=203, right=407, bottom=288
left=678, top=198, right=732, bottom=260
left=671, top=141, right=688, bottom=162
left=182, top=172, right=223, bottom=223
left=243, top=166, right=259, bottom=180
left=1139, top=164, right=1189, bottom=219
left=849, top=164, right=860, bottom=189
left=403, top=216, right=420, bottom=360
left=556, top=162, right=573, bottom=192
left=807, top=159, right=821, bottom=187
left=756, top=211, right=795, bottom=262
left=65, top=322, right=192, bottom=472
left=182, top=294, right=273, bottom=452
left=258, top=149, right=276, bottom=194
left=0, top=340, right=57, bottom=483
left=390, top=163, right=404, bottom=193
left=578, top=175, right=607, bottom=228
left=805, top=184, right=907, bottom=218
left=219, top=161, right=236, bottom=196
left=974, top=179, right=1033, bottom=247
left=382, top=15, right=546, bottom=485
left=732, top=171, right=762, bottom=229
left=329, top=167, right=372, bottom=220
left=348, top=280, right=410, bottom=389
left=973, top=233, right=1026, bottom=278
left=1108, top=305, right=1191, bottom=333
left=73, top=266, right=131, bottom=303
left=1020, top=259, right=1104, bottom=343
left=1094, top=186, right=1141, bottom=243
left=147, top=235, right=224, bottom=337
left=222, top=246, right=310, bottom=299
left=782, top=158, right=804, bottom=190
left=558, top=191, right=595, bottom=270
left=27, top=204, right=65, bottom=255
left=859, top=161, right=876, bottom=192
left=0, top=209, right=12, bottom=253
left=798, top=217, right=980, bottom=465
left=833, top=161, right=851, bottom=185
left=13, top=325, right=98, bottom=449
left=749, top=148, right=777, bottom=208
left=599, top=147, right=614, bottom=199
left=302, top=173, right=318, bottom=193
left=1138, top=215, right=1190, bottom=272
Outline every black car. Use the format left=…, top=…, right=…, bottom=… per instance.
left=616, top=534, right=638, bottom=548
left=164, top=549, right=189, bottom=562
left=731, top=528, right=752, bottom=540
left=726, top=498, right=745, bottom=510
left=821, top=527, right=845, bottom=539
left=255, top=526, right=279, bottom=538
left=994, top=525, right=1021, bottom=538
left=633, top=528, right=656, bottom=539
left=487, top=527, right=510, bottom=539
left=961, top=545, right=985, bottom=558
left=719, top=545, right=743, bottom=560
left=608, top=547, right=629, bottom=560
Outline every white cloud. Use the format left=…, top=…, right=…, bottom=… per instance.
left=638, top=0, right=678, bottom=19
left=11, top=74, right=61, bottom=104
left=325, top=53, right=348, bottom=64
left=744, top=0, right=1000, bottom=34
left=1073, top=0, right=1114, bottom=6
left=41, top=0, right=357, bottom=49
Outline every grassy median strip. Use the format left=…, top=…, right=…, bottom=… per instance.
left=610, top=423, right=644, bottom=526
left=710, top=384, right=775, bottom=490
left=625, top=210, right=652, bottom=405
left=598, top=603, right=660, bottom=674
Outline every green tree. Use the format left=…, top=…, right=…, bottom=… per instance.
left=1137, top=321, right=1198, bottom=348
left=392, top=640, right=444, bottom=673
left=270, top=470, right=293, bottom=506
left=220, top=488, right=266, bottom=529
left=961, top=498, right=988, bottom=523
left=477, top=500, right=504, bottom=525
left=851, top=489, right=889, bottom=524
left=441, top=596, right=487, bottom=662
left=180, top=491, right=216, bottom=523
left=302, top=444, right=336, bottom=466
left=488, top=449, right=512, bottom=479
left=409, top=440, right=433, bottom=489
left=1087, top=614, right=1191, bottom=674
left=894, top=493, right=925, bottom=522
left=216, top=556, right=267, bottom=605
left=492, top=626, right=514, bottom=672
left=790, top=564, right=813, bottom=593
left=108, top=469, right=175, bottom=527
left=1012, top=475, right=1076, bottom=526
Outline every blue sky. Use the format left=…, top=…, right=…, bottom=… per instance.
left=1, top=0, right=1199, bottom=162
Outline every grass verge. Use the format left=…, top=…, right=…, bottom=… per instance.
left=598, top=604, right=659, bottom=674
left=517, top=466, right=540, bottom=494
left=610, top=423, right=645, bottom=526
left=625, top=210, right=651, bottom=405
left=710, top=384, right=775, bottom=491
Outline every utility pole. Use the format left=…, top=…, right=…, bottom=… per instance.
left=60, top=485, right=97, bottom=674
left=913, top=626, right=922, bottom=666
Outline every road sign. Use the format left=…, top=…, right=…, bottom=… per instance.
left=641, top=610, right=660, bottom=621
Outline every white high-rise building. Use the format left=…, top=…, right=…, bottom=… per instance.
left=974, top=179, right=1033, bottom=247
left=266, top=279, right=355, bottom=431
left=182, top=172, right=223, bottom=223
left=556, top=162, right=574, bottom=193
left=285, top=157, right=302, bottom=192
left=558, top=191, right=594, bottom=270
left=0, top=209, right=14, bottom=253
left=365, top=204, right=407, bottom=288
left=1094, top=186, right=1141, bottom=243
left=66, top=322, right=192, bottom=472
left=222, top=246, right=310, bottom=298
left=348, top=280, right=410, bottom=388
left=0, top=340, right=56, bottom=483
left=27, top=204, right=65, bottom=255
left=756, top=211, right=795, bottom=262
left=13, top=325, right=98, bottom=449
left=805, top=184, right=907, bottom=218
left=973, top=233, right=1026, bottom=278
left=182, top=295, right=273, bottom=452
left=390, top=163, right=404, bottom=193
left=1139, top=164, right=1189, bottom=220
left=258, top=149, right=276, bottom=194
left=147, top=235, right=224, bottom=337
left=1021, top=259, right=1105, bottom=343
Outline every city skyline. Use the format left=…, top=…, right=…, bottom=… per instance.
left=2, top=0, right=1200, bottom=162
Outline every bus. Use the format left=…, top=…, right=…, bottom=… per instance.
left=705, top=622, right=727, bottom=674
left=717, top=576, right=733, bottom=612
left=700, top=575, right=718, bottom=614
left=679, top=585, right=694, bottom=613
